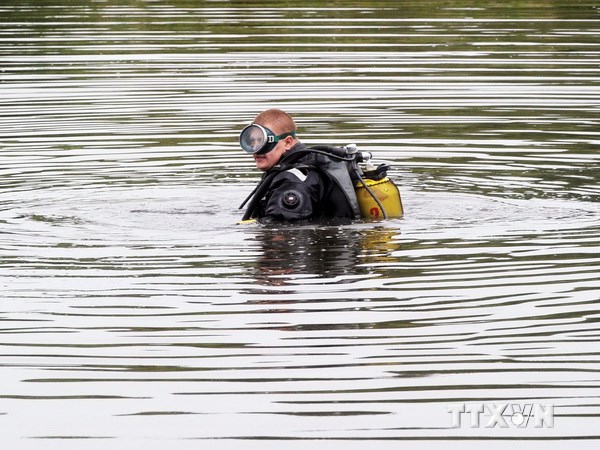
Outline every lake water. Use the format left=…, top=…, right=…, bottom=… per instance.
left=1, top=1, right=599, bottom=448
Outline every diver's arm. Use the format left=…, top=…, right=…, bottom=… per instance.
left=262, top=169, right=322, bottom=221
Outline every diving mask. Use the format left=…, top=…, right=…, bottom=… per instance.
left=239, top=124, right=296, bottom=155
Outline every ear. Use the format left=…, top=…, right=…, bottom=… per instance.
left=283, top=135, right=295, bottom=151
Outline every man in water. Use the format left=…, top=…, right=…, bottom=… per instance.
left=239, top=108, right=361, bottom=221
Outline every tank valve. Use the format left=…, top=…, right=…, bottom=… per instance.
left=344, top=143, right=358, bottom=154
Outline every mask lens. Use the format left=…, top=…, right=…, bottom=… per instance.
left=240, top=124, right=268, bottom=154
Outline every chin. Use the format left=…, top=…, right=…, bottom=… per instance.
left=254, top=157, right=268, bottom=170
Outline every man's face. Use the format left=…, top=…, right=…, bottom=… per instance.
left=253, top=138, right=288, bottom=171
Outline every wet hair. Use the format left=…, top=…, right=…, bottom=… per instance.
left=253, top=108, right=297, bottom=135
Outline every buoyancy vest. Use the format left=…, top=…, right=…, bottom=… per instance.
left=240, top=144, right=362, bottom=221
left=310, top=152, right=361, bottom=219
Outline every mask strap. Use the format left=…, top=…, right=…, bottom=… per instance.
left=269, top=130, right=296, bottom=143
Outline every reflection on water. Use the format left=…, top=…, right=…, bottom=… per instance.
left=1, top=0, right=599, bottom=447
left=249, top=223, right=401, bottom=284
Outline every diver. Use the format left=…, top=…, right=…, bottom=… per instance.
left=239, top=108, right=361, bottom=221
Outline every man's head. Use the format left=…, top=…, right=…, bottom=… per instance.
left=241, top=108, right=299, bottom=171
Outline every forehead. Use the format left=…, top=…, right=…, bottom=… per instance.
left=254, top=121, right=278, bottom=134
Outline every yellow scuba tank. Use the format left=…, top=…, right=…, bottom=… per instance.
left=355, top=176, right=403, bottom=219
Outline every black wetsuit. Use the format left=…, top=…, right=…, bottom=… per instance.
left=242, top=143, right=361, bottom=221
